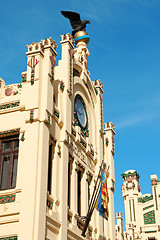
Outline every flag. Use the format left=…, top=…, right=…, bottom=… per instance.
left=95, top=169, right=109, bottom=220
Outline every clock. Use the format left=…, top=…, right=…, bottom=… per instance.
left=75, top=98, right=87, bottom=128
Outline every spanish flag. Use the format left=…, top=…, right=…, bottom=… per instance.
left=95, top=169, right=109, bottom=220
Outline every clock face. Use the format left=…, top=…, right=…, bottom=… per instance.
left=75, top=99, right=87, bottom=128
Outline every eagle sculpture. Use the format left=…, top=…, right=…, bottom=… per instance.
left=61, top=11, right=90, bottom=36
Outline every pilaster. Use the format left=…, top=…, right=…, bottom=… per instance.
left=19, top=37, right=57, bottom=240
left=104, top=122, right=116, bottom=240
left=59, top=142, right=69, bottom=240
left=71, top=161, right=78, bottom=226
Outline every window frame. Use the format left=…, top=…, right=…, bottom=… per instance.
left=0, top=135, right=19, bottom=190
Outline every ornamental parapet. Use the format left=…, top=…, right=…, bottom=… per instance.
left=138, top=195, right=153, bottom=203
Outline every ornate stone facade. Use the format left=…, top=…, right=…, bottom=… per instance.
left=0, top=32, right=116, bottom=239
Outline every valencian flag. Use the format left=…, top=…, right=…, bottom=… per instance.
left=95, top=168, right=109, bottom=220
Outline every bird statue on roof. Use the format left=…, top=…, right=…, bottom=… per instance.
left=61, top=11, right=90, bottom=36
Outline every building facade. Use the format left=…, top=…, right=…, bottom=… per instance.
left=116, top=170, right=160, bottom=240
left=0, top=32, right=116, bottom=240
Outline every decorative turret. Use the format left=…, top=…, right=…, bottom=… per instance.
left=121, top=170, right=141, bottom=195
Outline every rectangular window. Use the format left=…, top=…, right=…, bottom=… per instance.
left=129, top=199, right=132, bottom=222
left=47, top=143, right=53, bottom=194
left=0, top=135, right=19, bottom=190
left=68, top=161, right=71, bottom=208
left=133, top=199, right=136, bottom=222
left=88, top=181, right=90, bottom=207
left=77, top=170, right=82, bottom=216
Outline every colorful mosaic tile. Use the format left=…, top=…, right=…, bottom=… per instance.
left=77, top=219, right=84, bottom=230
left=60, top=81, right=65, bottom=91
left=144, top=210, right=156, bottom=224
left=151, top=179, right=160, bottom=186
left=0, top=237, right=18, bottom=240
left=68, top=47, right=74, bottom=96
left=49, top=54, right=55, bottom=81
left=80, top=138, right=87, bottom=149
left=90, top=148, right=94, bottom=156
left=121, top=171, right=140, bottom=179
left=138, top=195, right=153, bottom=203
left=94, top=86, right=98, bottom=95
left=47, top=199, right=53, bottom=209
left=54, top=109, right=59, bottom=118
left=106, top=138, right=109, bottom=145
left=45, top=113, right=51, bottom=125
left=21, top=132, right=25, bottom=141
left=88, top=228, right=92, bottom=237
left=22, top=74, right=27, bottom=82
left=30, top=110, right=34, bottom=122
left=0, top=102, right=20, bottom=110
left=68, top=213, right=72, bottom=222
left=72, top=128, right=76, bottom=137
left=143, top=204, right=154, bottom=211
left=0, top=128, right=20, bottom=137
left=0, top=195, right=16, bottom=204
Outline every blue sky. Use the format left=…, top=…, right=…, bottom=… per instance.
left=1, top=0, right=160, bottom=228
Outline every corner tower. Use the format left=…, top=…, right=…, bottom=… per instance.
left=121, top=170, right=141, bottom=238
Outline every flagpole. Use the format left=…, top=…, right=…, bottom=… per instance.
left=81, top=160, right=104, bottom=237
